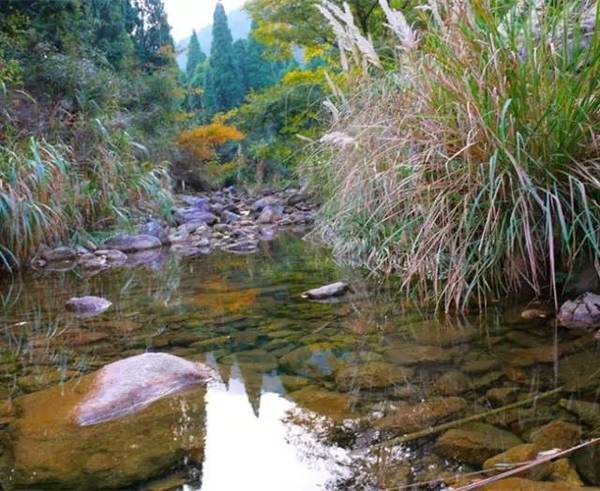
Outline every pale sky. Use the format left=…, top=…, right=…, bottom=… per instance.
left=164, top=0, right=248, bottom=41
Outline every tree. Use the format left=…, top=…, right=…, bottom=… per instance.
left=131, top=0, right=174, bottom=69
left=244, top=26, right=277, bottom=92
left=202, top=65, right=217, bottom=116
left=84, top=0, right=136, bottom=69
left=186, top=30, right=206, bottom=78
left=208, top=3, right=244, bottom=113
left=233, top=38, right=249, bottom=91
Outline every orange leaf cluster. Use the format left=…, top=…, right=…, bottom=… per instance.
left=176, top=122, right=245, bottom=161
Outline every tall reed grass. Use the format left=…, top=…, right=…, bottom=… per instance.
left=0, top=121, right=173, bottom=270
left=306, top=0, right=600, bottom=310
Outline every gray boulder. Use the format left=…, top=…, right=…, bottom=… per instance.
left=557, top=292, right=600, bottom=329
left=75, top=353, right=214, bottom=426
left=41, top=246, right=77, bottom=262
left=65, top=296, right=112, bottom=317
left=103, top=234, right=161, bottom=252
left=251, top=196, right=282, bottom=212
left=9, top=353, right=213, bottom=489
left=257, top=205, right=283, bottom=224
left=301, top=282, right=349, bottom=300
left=174, top=208, right=218, bottom=226
left=139, top=220, right=169, bottom=245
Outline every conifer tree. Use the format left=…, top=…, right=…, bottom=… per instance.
left=186, top=30, right=206, bottom=78
left=202, top=65, right=217, bottom=116
left=209, top=3, right=244, bottom=112
left=233, top=38, right=249, bottom=91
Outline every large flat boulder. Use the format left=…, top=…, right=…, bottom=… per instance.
left=8, top=353, right=213, bottom=489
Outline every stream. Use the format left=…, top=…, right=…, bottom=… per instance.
left=0, top=234, right=599, bottom=490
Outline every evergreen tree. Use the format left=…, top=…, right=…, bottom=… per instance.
left=245, top=30, right=274, bottom=92
left=85, top=0, right=135, bottom=69
left=233, top=39, right=249, bottom=91
left=202, top=65, right=217, bottom=116
left=209, top=3, right=244, bottom=112
left=131, top=0, right=174, bottom=69
left=186, top=30, right=206, bottom=78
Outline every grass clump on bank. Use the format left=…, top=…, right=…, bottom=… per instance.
left=305, top=0, right=600, bottom=310
left=0, top=128, right=172, bottom=269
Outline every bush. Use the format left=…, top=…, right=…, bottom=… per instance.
left=307, top=0, right=600, bottom=310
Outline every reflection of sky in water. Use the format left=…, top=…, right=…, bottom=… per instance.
left=195, top=363, right=350, bottom=491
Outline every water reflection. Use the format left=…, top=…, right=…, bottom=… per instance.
left=200, top=364, right=350, bottom=491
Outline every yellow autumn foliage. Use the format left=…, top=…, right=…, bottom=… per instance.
left=176, top=122, right=245, bottom=161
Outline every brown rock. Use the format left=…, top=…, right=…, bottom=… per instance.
left=483, top=444, right=552, bottom=481
left=482, top=478, right=572, bottom=490
left=335, top=362, right=414, bottom=391
left=385, top=344, right=452, bottom=365
left=530, top=420, right=582, bottom=451
left=549, top=458, right=584, bottom=487
left=434, top=422, right=522, bottom=465
left=375, top=397, right=467, bottom=434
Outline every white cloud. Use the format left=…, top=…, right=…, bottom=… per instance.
left=164, top=0, right=248, bottom=41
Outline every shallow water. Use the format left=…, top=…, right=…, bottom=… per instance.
left=0, top=235, right=599, bottom=490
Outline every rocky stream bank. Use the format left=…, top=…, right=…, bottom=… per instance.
left=34, top=186, right=316, bottom=272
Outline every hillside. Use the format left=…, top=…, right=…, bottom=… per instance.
left=176, top=9, right=251, bottom=69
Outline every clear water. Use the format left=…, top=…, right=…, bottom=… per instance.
left=0, top=235, right=598, bottom=490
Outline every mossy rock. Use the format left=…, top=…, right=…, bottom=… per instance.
left=334, top=362, right=414, bottom=391
left=434, top=422, right=522, bottom=466
left=375, top=397, right=467, bottom=434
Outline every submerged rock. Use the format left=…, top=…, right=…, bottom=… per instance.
left=75, top=353, right=214, bottom=426
left=301, top=282, right=349, bottom=300
left=481, top=478, right=573, bottom=490
left=103, top=234, right=161, bottom=252
left=573, top=444, right=600, bottom=485
left=335, top=362, right=413, bottom=391
left=557, top=292, right=600, bottom=329
left=375, top=397, right=467, bottom=434
left=529, top=420, right=582, bottom=451
left=558, top=351, right=600, bottom=391
left=9, top=353, right=212, bottom=489
left=548, top=458, right=584, bottom=487
left=434, top=422, right=522, bottom=465
left=384, top=344, right=452, bottom=365
left=435, top=370, right=472, bottom=396
left=483, top=444, right=552, bottom=481
left=65, top=296, right=112, bottom=317
left=559, top=398, right=600, bottom=428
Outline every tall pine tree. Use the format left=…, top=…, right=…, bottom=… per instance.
left=202, top=66, right=217, bottom=116
left=233, top=39, right=249, bottom=91
left=186, top=30, right=206, bottom=78
left=208, top=3, right=244, bottom=113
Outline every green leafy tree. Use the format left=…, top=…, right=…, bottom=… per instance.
left=208, top=3, right=244, bottom=113
left=186, top=30, right=206, bottom=77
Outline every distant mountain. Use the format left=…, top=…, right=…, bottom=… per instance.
left=176, top=9, right=252, bottom=70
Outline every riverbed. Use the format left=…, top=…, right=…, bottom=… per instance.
left=0, top=234, right=598, bottom=490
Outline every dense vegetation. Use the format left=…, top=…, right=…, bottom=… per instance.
left=0, top=0, right=178, bottom=268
